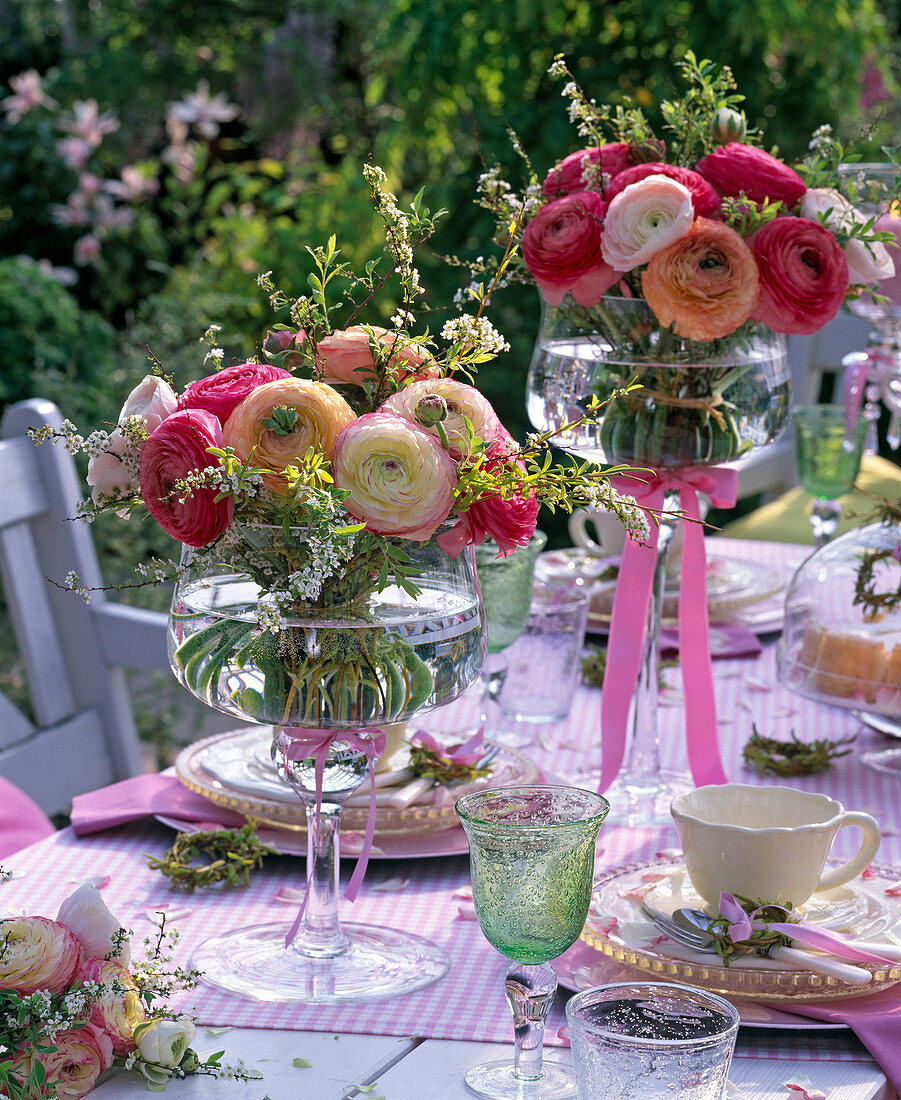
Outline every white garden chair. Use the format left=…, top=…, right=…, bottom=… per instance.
left=0, top=398, right=170, bottom=815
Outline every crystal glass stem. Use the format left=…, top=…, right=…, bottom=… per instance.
left=295, top=800, right=349, bottom=958
left=811, top=499, right=842, bottom=548
left=504, top=962, right=557, bottom=1083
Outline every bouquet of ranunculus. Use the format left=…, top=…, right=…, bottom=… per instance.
left=33, top=164, right=646, bottom=729
left=0, top=884, right=259, bottom=1098
left=474, top=51, right=899, bottom=467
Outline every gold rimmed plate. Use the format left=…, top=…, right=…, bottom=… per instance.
left=174, top=727, right=538, bottom=839
left=580, top=858, right=901, bottom=1002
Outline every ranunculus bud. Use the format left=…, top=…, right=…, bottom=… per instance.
left=414, top=393, right=448, bottom=428
left=711, top=108, right=746, bottom=145
left=262, top=327, right=307, bottom=371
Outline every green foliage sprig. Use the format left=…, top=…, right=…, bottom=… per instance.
left=706, top=895, right=799, bottom=965
left=145, top=822, right=277, bottom=892
left=742, top=724, right=856, bottom=777
left=407, top=744, right=494, bottom=785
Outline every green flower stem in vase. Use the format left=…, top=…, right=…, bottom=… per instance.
left=167, top=526, right=487, bottom=1005
left=456, top=785, right=609, bottom=1100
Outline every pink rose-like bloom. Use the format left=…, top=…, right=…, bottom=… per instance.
left=542, top=143, right=635, bottom=198
left=438, top=445, right=539, bottom=558
left=0, top=916, right=83, bottom=995
left=58, top=883, right=130, bottom=967
left=76, top=957, right=146, bottom=1055
left=179, top=362, right=292, bottom=425
left=315, top=325, right=439, bottom=387
left=696, top=142, right=807, bottom=208
left=604, top=163, right=721, bottom=219
left=750, top=217, right=850, bottom=335
left=522, top=191, right=620, bottom=306
left=800, top=187, right=895, bottom=285
left=379, top=378, right=506, bottom=459
left=601, top=175, right=694, bottom=272
left=12, top=1023, right=114, bottom=1100
left=120, top=374, right=179, bottom=436
left=139, top=409, right=234, bottom=546
left=333, top=412, right=456, bottom=540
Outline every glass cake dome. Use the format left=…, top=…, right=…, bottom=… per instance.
left=777, top=520, right=901, bottom=715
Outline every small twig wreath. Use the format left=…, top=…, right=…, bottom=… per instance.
left=146, top=821, right=278, bottom=891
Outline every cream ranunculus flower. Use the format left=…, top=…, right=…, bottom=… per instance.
left=76, top=957, right=146, bottom=1055
left=134, top=1017, right=197, bottom=1068
left=800, top=187, right=895, bottom=285
left=601, top=174, right=694, bottom=271
left=223, top=377, right=356, bottom=493
left=0, top=915, right=83, bottom=994
left=379, top=378, right=506, bottom=459
left=57, top=882, right=130, bottom=966
left=332, top=412, right=457, bottom=540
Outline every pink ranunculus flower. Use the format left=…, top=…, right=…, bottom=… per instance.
left=750, top=216, right=850, bottom=335
left=57, top=883, right=129, bottom=967
left=379, top=378, right=506, bottom=459
left=604, top=162, right=721, bottom=218
left=695, top=142, right=807, bottom=208
left=522, top=191, right=620, bottom=306
left=139, top=409, right=234, bottom=546
left=800, top=187, right=895, bottom=285
left=119, top=374, right=179, bottom=437
left=438, top=445, right=539, bottom=558
left=179, top=362, right=292, bottom=425
left=542, top=143, right=635, bottom=197
left=12, top=1023, right=114, bottom=1099
left=0, top=915, right=83, bottom=994
left=76, top=957, right=146, bottom=1055
left=332, top=412, right=456, bottom=540
left=601, top=175, right=694, bottom=272
left=315, top=325, right=439, bottom=387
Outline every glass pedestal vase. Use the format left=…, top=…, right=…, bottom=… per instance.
left=526, top=294, right=790, bottom=821
left=167, top=528, right=485, bottom=1003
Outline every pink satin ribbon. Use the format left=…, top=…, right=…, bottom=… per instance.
left=279, top=725, right=386, bottom=946
left=599, top=467, right=738, bottom=795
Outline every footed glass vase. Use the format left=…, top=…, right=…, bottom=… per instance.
left=167, top=527, right=486, bottom=1003
left=526, top=294, right=790, bottom=823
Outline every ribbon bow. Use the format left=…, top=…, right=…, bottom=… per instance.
left=279, top=725, right=386, bottom=945
left=599, top=466, right=737, bottom=795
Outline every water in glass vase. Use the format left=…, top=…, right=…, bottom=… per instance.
left=168, top=575, right=484, bottom=728
left=527, top=334, right=790, bottom=469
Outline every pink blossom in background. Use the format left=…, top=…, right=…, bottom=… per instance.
left=167, top=80, right=239, bottom=140
left=0, top=69, right=56, bottom=122
left=57, top=136, right=92, bottom=171
left=74, top=233, right=102, bottom=266
left=59, top=99, right=120, bottom=147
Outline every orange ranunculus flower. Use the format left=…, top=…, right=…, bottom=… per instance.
left=641, top=218, right=760, bottom=341
left=223, top=378, right=356, bottom=492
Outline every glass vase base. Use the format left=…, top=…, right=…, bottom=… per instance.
left=602, top=770, right=693, bottom=827
left=191, top=920, right=450, bottom=1005
left=464, top=1059, right=577, bottom=1100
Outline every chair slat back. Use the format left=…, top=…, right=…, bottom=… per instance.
left=0, top=399, right=152, bottom=813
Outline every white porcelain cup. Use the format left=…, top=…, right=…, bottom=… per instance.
left=670, top=784, right=881, bottom=908
left=568, top=508, right=628, bottom=558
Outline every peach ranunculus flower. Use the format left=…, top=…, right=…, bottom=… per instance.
left=315, top=325, right=439, bottom=387
left=800, top=187, right=895, bottom=286
left=76, top=957, right=146, bottom=1055
left=641, top=217, right=760, bottom=341
left=601, top=175, right=694, bottom=272
left=223, top=377, right=356, bottom=493
left=332, top=412, right=456, bottom=540
left=379, top=378, right=506, bottom=459
left=0, top=915, right=83, bottom=995
left=10, top=1022, right=113, bottom=1100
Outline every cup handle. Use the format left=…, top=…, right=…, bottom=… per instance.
left=816, top=812, right=882, bottom=892
left=568, top=510, right=602, bottom=554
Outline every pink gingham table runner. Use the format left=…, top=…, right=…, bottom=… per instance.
left=4, top=540, right=901, bottom=1071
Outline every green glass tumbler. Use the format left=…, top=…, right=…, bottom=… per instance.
left=793, top=404, right=866, bottom=548
left=475, top=531, right=548, bottom=653
left=456, top=785, right=609, bottom=1100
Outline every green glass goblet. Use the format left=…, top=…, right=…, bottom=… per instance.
left=456, top=785, right=609, bottom=1100
left=793, top=404, right=866, bottom=548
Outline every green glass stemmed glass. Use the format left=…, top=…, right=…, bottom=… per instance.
left=455, top=785, right=610, bottom=1100
left=793, top=404, right=866, bottom=548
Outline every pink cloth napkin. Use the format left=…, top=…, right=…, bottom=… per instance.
left=770, top=989, right=901, bottom=1092
left=70, top=773, right=246, bottom=835
left=0, top=776, right=55, bottom=856
left=659, top=621, right=761, bottom=658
